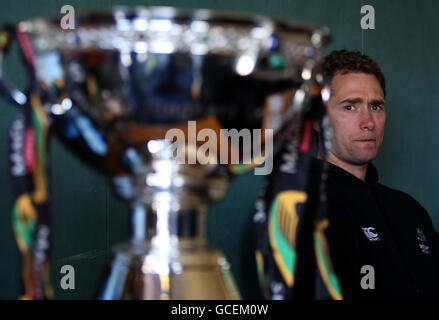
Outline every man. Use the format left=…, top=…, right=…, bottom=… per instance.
left=308, top=49, right=439, bottom=299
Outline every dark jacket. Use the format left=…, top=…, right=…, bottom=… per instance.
left=306, top=157, right=439, bottom=299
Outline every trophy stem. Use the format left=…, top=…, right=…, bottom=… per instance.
left=131, top=203, right=146, bottom=241
left=130, top=201, right=207, bottom=244
left=100, top=141, right=240, bottom=299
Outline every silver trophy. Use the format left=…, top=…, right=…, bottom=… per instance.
left=0, top=6, right=329, bottom=299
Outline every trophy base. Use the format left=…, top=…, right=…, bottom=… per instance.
left=100, top=239, right=241, bottom=300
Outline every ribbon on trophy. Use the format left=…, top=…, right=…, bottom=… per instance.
left=254, top=84, right=343, bottom=300
left=9, top=92, right=53, bottom=300
left=1, top=26, right=53, bottom=299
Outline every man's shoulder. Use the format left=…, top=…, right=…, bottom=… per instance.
left=377, top=183, right=422, bottom=207
left=377, top=182, right=434, bottom=224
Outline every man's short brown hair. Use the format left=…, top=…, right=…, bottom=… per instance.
left=323, top=49, right=386, bottom=96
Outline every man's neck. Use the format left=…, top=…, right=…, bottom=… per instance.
left=326, top=154, right=369, bottom=182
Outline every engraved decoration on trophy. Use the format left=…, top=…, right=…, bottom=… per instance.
left=0, top=7, right=330, bottom=299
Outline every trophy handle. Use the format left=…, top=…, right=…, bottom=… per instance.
left=0, top=26, right=27, bottom=106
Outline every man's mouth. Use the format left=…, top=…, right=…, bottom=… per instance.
left=354, top=139, right=376, bottom=147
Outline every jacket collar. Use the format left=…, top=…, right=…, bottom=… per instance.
left=311, top=157, right=379, bottom=188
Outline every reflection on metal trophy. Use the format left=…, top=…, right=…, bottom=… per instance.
left=0, top=7, right=329, bottom=299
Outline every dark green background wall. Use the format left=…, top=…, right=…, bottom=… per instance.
left=0, top=0, right=438, bottom=299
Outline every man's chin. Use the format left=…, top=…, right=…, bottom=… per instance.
left=328, top=151, right=376, bottom=167
left=350, top=154, right=377, bottom=165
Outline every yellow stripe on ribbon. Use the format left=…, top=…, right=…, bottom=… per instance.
left=30, top=94, right=49, bottom=203
left=12, top=194, right=37, bottom=300
left=268, top=191, right=307, bottom=287
left=314, top=218, right=343, bottom=300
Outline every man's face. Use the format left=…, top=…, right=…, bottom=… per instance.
left=326, top=72, right=386, bottom=166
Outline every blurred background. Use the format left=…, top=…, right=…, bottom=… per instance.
left=0, top=0, right=438, bottom=299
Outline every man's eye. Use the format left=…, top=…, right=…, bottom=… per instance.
left=371, top=105, right=382, bottom=111
left=345, top=105, right=355, bottom=111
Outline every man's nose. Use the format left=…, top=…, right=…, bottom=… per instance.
left=360, top=108, right=374, bottom=130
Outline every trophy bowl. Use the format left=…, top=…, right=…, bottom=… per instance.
left=0, top=6, right=329, bottom=299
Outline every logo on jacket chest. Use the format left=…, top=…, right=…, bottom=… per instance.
left=362, top=227, right=380, bottom=242
left=416, top=227, right=431, bottom=255
left=416, top=228, right=427, bottom=243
